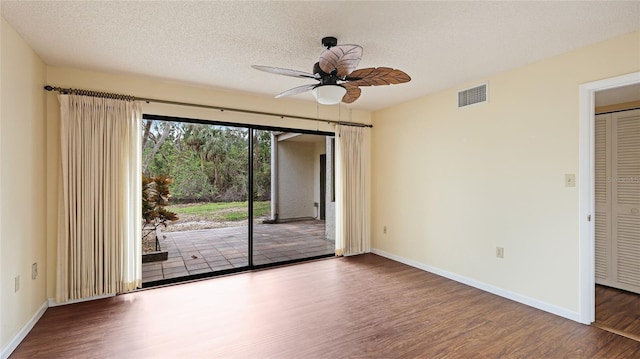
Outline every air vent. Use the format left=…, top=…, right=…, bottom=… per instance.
left=458, top=83, right=488, bottom=108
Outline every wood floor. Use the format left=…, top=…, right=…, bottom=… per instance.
left=596, top=284, right=640, bottom=340
left=10, top=254, right=640, bottom=358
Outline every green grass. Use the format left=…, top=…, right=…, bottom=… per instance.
left=222, top=212, right=250, bottom=221
left=167, top=201, right=270, bottom=222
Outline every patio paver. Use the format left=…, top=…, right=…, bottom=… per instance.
left=142, top=220, right=333, bottom=283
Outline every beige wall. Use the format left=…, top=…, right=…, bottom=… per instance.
left=44, top=66, right=371, bottom=299
left=0, top=18, right=47, bottom=351
left=371, top=31, right=640, bottom=315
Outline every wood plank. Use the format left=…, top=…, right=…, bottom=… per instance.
left=10, top=254, right=640, bottom=358
left=596, top=284, right=640, bottom=339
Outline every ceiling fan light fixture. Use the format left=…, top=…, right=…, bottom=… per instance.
left=312, top=85, right=346, bottom=105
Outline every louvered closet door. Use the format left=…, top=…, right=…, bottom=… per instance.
left=594, top=109, right=640, bottom=293
left=594, top=114, right=611, bottom=284
left=612, top=109, right=640, bottom=293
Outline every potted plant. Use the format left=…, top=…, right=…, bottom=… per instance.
left=142, top=175, right=178, bottom=262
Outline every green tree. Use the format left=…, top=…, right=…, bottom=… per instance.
left=142, top=120, right=272, bottom=203
left=253, top=130, right=271, bottom=201
left=142, top=120, right=175, bottom=174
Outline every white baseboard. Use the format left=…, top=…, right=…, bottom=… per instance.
left=48, top=293, right=115, bottom=307
left=1, top=300, right=48, bottom=359
left=370, top=248, right=581, bottom=323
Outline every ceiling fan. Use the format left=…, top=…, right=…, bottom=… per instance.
left=252, top=37, right=411, bottom=105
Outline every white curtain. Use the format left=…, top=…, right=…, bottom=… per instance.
left=56, top=94, right=142, bottom=303
left=335, top=125, right=370, bottom=256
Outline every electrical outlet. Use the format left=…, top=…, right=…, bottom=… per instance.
left=15, top=276, right=20, bottom=292
left=32, top=262, right=38, bottom=280
left=496, top=247, right=504, bottom=259
left=383, top=226, right=387, bottom=234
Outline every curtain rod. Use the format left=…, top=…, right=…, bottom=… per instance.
left=43, top=85, right=373, bottom=128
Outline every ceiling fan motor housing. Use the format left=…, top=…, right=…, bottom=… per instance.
left=313, top=62, right=339, bottom=84
left=319, top=75, right=340, bottom=86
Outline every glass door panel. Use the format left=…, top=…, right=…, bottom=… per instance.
left=141, top=119, right=248, bottom=284
left=252, top=130, right=335, bottom=266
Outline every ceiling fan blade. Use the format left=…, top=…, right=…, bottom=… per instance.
left=275, top=84, right=317, bottom=98
left=345, top=67, right=411, bottom=87
left=341, top=83, right=362, bottom=104
left=252, top=65, right=318, bottom=79
left=319, top=44, right=363, bottom=78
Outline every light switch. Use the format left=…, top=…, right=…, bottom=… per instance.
left=565, top=174, right=576, bottom=187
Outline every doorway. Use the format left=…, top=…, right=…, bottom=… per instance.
left=593, top=87, right=640, bottom=338
left=320, top=154, right=327, bottom=220
left=577, top=72, right=640, bottom=325
left=140, top=115, right=336, bottom=285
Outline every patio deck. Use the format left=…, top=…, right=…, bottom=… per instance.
left=142, top=220, right=334, bottom=283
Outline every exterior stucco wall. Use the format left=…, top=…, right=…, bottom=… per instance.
left=325, top=137, right=336, bottom=241
left=276, top=141, right=315, bottom=219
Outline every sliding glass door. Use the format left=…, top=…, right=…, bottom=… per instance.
left=141, top=116, right=334, bottom=285
left=251, top=130, right=335, bottom=267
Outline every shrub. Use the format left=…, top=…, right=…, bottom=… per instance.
left=142, top=175, right=179, bottom=241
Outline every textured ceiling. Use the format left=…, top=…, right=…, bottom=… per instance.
left=2, top=1, right=639, bottom=111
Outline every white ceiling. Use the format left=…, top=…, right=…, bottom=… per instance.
left=2, top=1, right=639, bottom=111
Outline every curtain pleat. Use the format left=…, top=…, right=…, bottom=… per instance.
left=56, top=94, right=142, bottom=303
left=335, top=125, right=370, bottom=256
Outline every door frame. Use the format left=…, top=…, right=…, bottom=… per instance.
left=320, top=154, right=326, bottom=220
left=141, top=114, right=335, bottom=286
left=578, top=71, right=640, bottom=324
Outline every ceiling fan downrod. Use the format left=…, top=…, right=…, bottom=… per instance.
left=321, top=36, right=337, bottom=49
